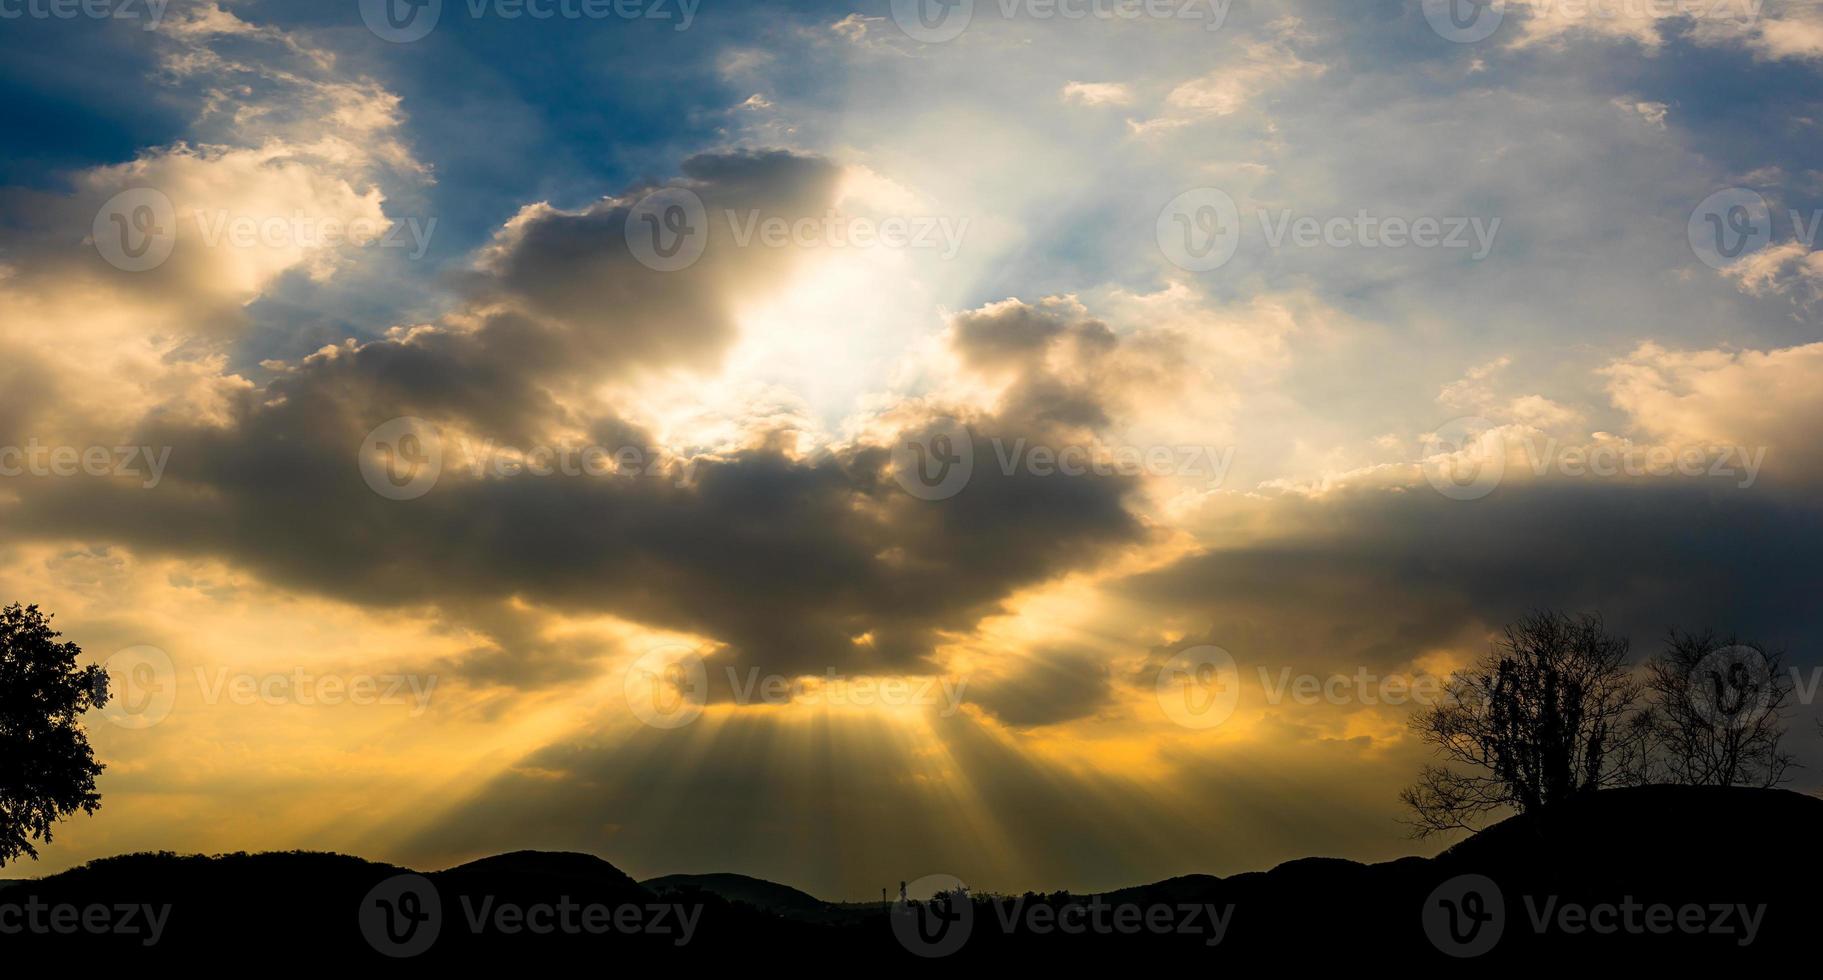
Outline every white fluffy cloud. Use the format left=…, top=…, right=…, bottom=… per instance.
left=1061, top=81, right=1134, bottom=106
left=1603, top=340, right=1823, bottom=482
left=0, top=4, right=425, bottom=437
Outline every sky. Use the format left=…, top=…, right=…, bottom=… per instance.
left=2, top=0, right=1822, bottom=900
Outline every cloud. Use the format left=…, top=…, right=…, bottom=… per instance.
left=1436, top=356, right=1514, bottom=412
left=1744, top=9, right=1823, bottom=58
left=1123, top=480, right=1823, bottom=684
left=1158, top=20, right=1324, bottom=118
left=947, top=295, right=1191, bottom=433
left=457, top=149, right=845, bottom=382
left=3, top=280, right=1171, bottom=689
left=1612, top=98, right=1669, bottom=128
left=968, top=647, right=1113, bottom=727
left=1496, top=0, right=1823, bottom=60
left=1601, top=339, right=1823, bottom=482
left=1061, top=81, right=1134, bottom=107
left=1714, top=240, right=1823, bottom=298
left=0, top=2, right=424, bottom=439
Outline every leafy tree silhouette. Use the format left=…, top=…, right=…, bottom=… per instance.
left=0, top=603, right=111, bottom=867
left=1402, top=611, right=1647, bottom=836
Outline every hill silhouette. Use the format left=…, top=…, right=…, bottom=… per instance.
left=446, top=850, right=644, bottom=888
left=642, top=872, right=834, bottom=919
left=1, top=786, right=1815, bottom=965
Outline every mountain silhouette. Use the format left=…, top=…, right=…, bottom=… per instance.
left=1, top=786, right=1815, bottom=965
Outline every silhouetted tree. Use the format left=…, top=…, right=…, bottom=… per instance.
left=1640, top=630, right=1794, bottom=789
left=0, top=604, right=111, bottom=867
left=1402, top=611, right=1646, bottom=836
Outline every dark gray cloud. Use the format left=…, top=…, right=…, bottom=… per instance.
left=1120, top=482, right=1823, bottom=679
left=9, top=401, right=1147, bottom=688
left=968, top=647, right=1114, bottom=728
left=458, top=149, right=844, bottom=379
left=949, top=298, right=1183, bottom=433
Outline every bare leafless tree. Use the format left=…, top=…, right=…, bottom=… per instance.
left=1639, top=629, right=1794, bottom=789
left=1402, top=611, right=1646, bottom=837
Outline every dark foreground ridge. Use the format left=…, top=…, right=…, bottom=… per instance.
left=2, top=786, right=1816, bottom=965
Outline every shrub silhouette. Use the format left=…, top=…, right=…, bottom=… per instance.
left=1402, top=610, right=1646, bottom=836
left=1640, top=629, right=1795, bottom=788
left=0, top=603, right=111, bottom=867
